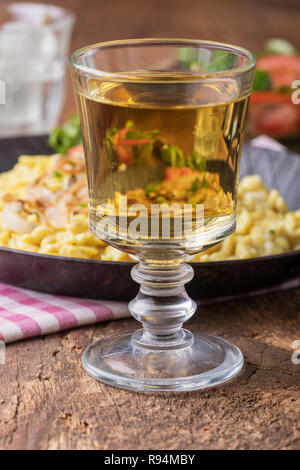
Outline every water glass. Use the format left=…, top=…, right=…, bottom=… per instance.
left=0, top=2, right=75, bottom=137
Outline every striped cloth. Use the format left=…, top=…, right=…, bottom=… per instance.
left=0, top=276, right=299, bottom=344
left=0, top=283, right=129, bottom=344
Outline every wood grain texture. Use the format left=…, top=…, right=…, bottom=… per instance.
left=0, top=290, right=299, bottom=450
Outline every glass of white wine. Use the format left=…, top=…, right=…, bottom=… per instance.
left=70, top=39, right=255, bottom=392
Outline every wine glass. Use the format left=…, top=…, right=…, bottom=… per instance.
left=70, top=39, right=255, bottom=392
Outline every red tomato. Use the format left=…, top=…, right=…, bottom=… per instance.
left=113, top=128, right=134, bottom=164
left=250, top=91, right=292, bottom=105
left=68, top=144, right=84, bottom=156
left=165, top=167, right=194, bottom=181
left=257, top=54, right=300, bottom=88
left=254, top=104, right=299, bottom=138
left=113, top=127, right=151, bottom=165
left=114, top=144, right=134, bottom=165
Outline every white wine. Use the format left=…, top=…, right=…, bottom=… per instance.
left=74, top=75, right=250, bottom=259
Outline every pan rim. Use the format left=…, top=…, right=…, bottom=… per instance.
left=0, top=243, right=299, bottom=268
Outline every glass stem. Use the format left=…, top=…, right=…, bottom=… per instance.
left=129, top=262, right=197, bottom=350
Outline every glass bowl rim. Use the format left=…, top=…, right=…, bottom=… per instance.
left=0, top=2, right=76, bottom=31
left=70, top=38, right=256, bottom=82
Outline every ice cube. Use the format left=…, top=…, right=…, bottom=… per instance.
left=38, top=26, right=57, bottom=60
left=0, top=21, right=57, bottom=61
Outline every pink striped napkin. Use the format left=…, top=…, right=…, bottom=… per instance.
left=0, top=283, right=129, bottom=344
left=0, top=276, right=299, bottom=344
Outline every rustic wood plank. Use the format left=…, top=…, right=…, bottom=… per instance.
left=1, top=0, right=300, bottom=451
left=0, top=290, right=299, bottom=450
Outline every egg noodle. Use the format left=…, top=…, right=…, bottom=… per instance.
left=0, top=150, right=299, bottom=262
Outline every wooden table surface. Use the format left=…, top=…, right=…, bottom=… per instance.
left=1, top=0, right=300, bottom=451
left=1, top=291, right=299, bottom=450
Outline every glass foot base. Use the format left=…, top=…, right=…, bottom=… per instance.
left=81, top=330, right=244, bottom=392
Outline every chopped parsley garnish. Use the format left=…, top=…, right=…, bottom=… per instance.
left=34, top=211, right=40, bottom=220
left=79, top=203, right=88, bottom=208
left=104, top=119, right=207, bottom=174
left=161, top=144, right=185, bottom=168
left=161, top=145, right=206, bottom=171
left=190, top=177, right=200, bottom=193
left=253, top=69, right=272, bottom=92
left=202, top=176, right=208, bottom=188
left=269, top=229, right=276, bottom=235
left=104, top=127, right=119, bottom=167
left=187, top=151, right=206, bottom=171
left=54, top=171, right=62, bottom=178
left=145, top=182, right=160, bottom=198
left=125, top=128, right=159, bottom=141
left=178, top=49, right=236, bottom=73
left=189, top=176, right=208, bottom=193
left=48, top=114, right=82, bottom=154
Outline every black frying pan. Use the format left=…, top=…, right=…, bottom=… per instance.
left=0, top=135, right=299, bottom=300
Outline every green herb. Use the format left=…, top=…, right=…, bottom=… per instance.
left=105, top=127, right=119, bottom=167
left=105, top=121, right=159, bottom=168
left=206, top=51, right=236, bottom=72
left=79, top=203, right=88, bottom=208
left=178, top=48, right=236, bottom=73
left=178, top=47, right=199, bottom=66
left=190, top=177, right=200, bottom=193
left=202, top=175, right=208, bottom=188
left=54, top=171, right=62, bottom=178
left=269, top=229, right=276, bottom=235
left=178, top=48, right=202, bottom=71
left=160, top=144, right=206, bottom=171
left=187, top=151, right=206, bottom=171
left=145, top=182, right=160, bottom=198
left=125, top=128, right=159, bottom=141
left=34, top=211, right=40, bottom=220
left=105, top=127, right=118, bottom=146
left=253, top=69, right=272, bottom=91
left=161, top=144, right=185, bottom=167
left=48, top=114, right=82, bottom=154
left=147, top=129, right=160, bottom=139
left=189, top=176, right=208, bottom=193
left=125, top=129, right=135, bottom=139
left=264, top=38, right=297, bottom=56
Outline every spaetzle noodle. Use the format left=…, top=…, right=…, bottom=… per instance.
left=0, top=154, right=299, bottom=262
